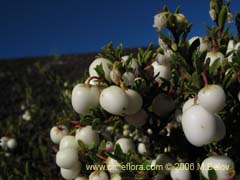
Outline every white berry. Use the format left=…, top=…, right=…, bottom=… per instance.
left=56, top=148, right=79, bottom=169
left=182, top=98, right=195, bottom=113
left=200, top=155, right=235, bottom=180
left=71, top=84, right=100, bottom=115
left=115, top=138, right=135, bottom=154
left=89, top=58, right=112, bottom=82
left=61, top=162, right=81, bottom=180
left=170, top=166, right=191, bottom=180
left=152, top=61, right=171, bottom=82
left=60, top=135, right=78, bottom=150
left=100, top=86, right=128, bottom=116
left=75, top=126, right=99, bottom=147
left=106, top=157, right=121, bottom=174
left=138, top=143, right=147, bottom=154
left=89, top=171, right=109, bottom=180
left=50, top=125, right=69, bottom=144
left=198, top=85, right=226, bottom=113
left=181, top=105, right=216, bottom=146
left=75, top=177, right=87, bottom=180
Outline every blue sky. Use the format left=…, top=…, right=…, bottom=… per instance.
left=0, top=0, right=239, bottom=59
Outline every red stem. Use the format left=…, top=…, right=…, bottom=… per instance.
left=225, top=170, right=236, bottom=180
left=68, top=120, right=81, bottom=126
left=96, top=154, right=107, bottom=161
left=194, top=96, right=198, bottom=105
left=56, top=123, right=63, bottom=130
left=202, top=72, right=209, bottom=86
left=86, top=76, right=101, bottom=85
left=212, top=39, right=219, bottom=52
left=101, top=147, right=113, bottom=152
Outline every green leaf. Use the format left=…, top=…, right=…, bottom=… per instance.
left=208, top=168, right=217, bottom=180
left=209, top=58, right=220, bottom=75
left=218, top=6, right=228, bottom=28
left=25, top=161, right=30, bottom=177
left=7, top=175, right=14, bottom=180
left=199, top=171, right=208, bottom=180
left=114, top=144, right=123, bottom=156
left=94, top=64, right=105, bottom=78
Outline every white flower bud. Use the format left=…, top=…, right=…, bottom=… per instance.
left=153, top=12, right=168, bottom=31
left=209, top=9, right=216, bottom=21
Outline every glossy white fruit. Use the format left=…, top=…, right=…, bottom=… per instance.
left=50, top=125, right=69, bottom=144
left=205, top=51, right=225, bottom=66
left=106, top=157, right=121, bottom=174
left=89, top=171, right=109, bottom=180
left=200, top=155, right=235, bottom=180
left=182, top=98, right=195, bottom=112
left=137, top=143, right=147, bottom=154
left=71, top=84, right=100, bottom=115
left=0, top=136, right=9, bottom=150
left=152, top=93, right=175, bottom=117
left=198, top=85, right=226, bottom=113
left=213, top=115, right=226, bottom=142
left=89, top=58, right=112, bottom=82
left=7, top=138, right=17, bottom=149
left=100, top=86, right=128, bottom=115
left=75, top=176, right=87, bottom=180
left=125, top=89, right=143, bottom=115
left=110, top=174, right=121, bottom=180
left=122, top=72, right=135, bottom=86
left=152, top=61, right=171, bottom=82
left=124, top=109, right=147, bottom=127
left=170, top=167, right=191, bottom=180
left=60, top=135, right=78, bottom=150
left=115, top=138, right=135, bottom=153
left=182, top=105, right=216, bottom=146
left=75, top=126, right=99, bottom=147
left=61, top=162, right=81, bottom=180
left=56, top=148, right=79, bottom=169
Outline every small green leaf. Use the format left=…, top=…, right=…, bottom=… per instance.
left=209, top=58, right=220, bottom=75
left=208, top=168, right=217, bottom=180
left=218, top=6, right=228, bottom=28
left=94, top=64, right=105, bottom=78
left=7, top=175, right=14, bottom=180
left=25, top=161, right=30, bottom=177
